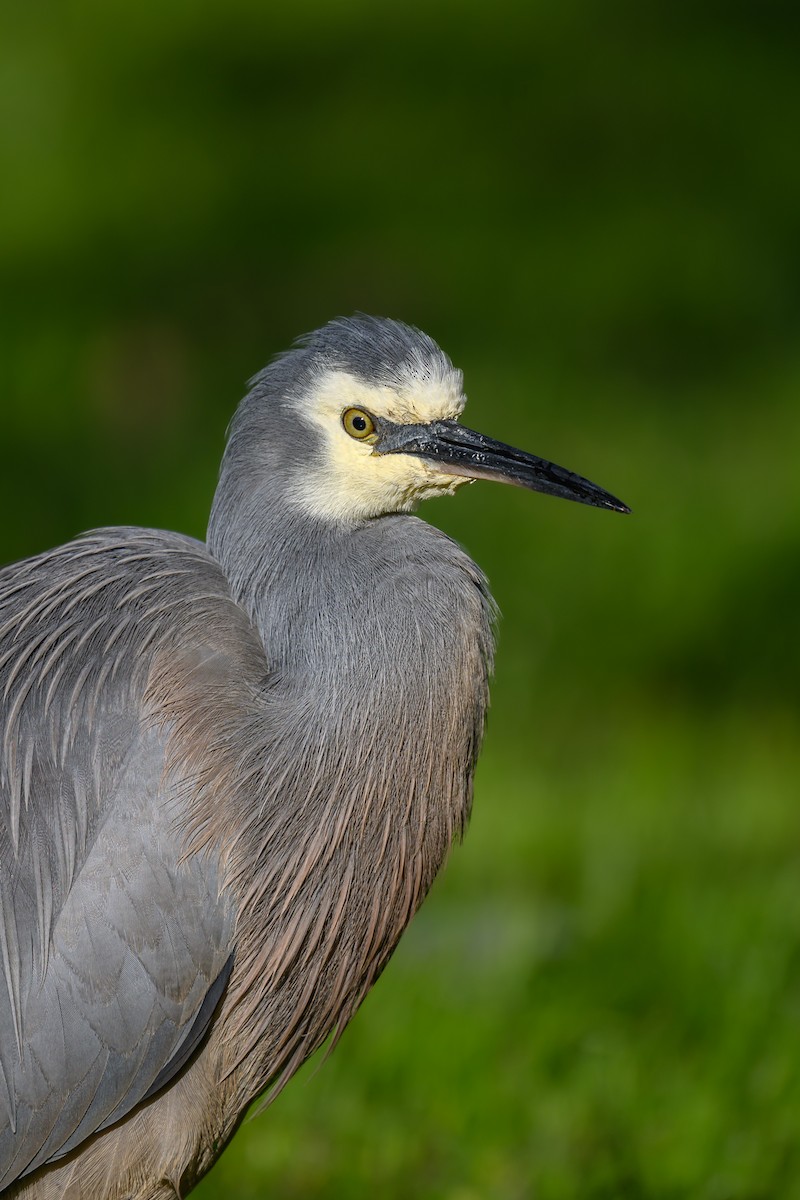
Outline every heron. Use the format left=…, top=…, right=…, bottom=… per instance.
left=0, top=316, right=628, bottom=1198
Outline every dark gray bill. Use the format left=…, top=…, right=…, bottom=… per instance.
left=378, top=419, right=630, bottom=514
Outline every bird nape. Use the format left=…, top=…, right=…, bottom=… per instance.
left=0, top=315, right=628, bottom=1199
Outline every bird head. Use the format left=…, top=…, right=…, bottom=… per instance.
left=222, top=315, right=629, bottom=527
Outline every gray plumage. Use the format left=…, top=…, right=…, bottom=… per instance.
left=0, top=316, right=627, bottom=1198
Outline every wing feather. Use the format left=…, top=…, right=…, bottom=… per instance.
left=0, top=527, right=250, bottom=1187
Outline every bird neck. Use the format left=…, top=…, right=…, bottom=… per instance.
left=208, top=486, right=366, bottom=675
left=204, top=474, right=495, bottom=1101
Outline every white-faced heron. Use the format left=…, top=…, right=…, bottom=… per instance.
left=0, top=316, right=628, bottom=1197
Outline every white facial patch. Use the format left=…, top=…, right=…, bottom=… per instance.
left=290, top=369, right=471, bottom=524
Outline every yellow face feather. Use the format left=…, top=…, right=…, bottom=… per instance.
left=289, top=370, right=471, bottom=524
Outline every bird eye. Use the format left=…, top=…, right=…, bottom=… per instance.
left=342, top=408, right=376, bottom=441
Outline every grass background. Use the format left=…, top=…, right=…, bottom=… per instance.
left=2, top=2, right=800, bottom=1195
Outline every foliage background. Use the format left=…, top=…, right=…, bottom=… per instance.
left=2, top=3, right=800, bottom=1196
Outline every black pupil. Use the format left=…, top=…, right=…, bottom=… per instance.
left=353, top=415, right=367, bottom=431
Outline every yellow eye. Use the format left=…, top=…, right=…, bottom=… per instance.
left=342, top=408, right=377, bottom=442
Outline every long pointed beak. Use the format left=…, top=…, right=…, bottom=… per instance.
left=378, top=419, right=630, bottom=514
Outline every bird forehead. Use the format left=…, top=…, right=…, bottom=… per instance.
left=307, top=368, right=465, bottom=426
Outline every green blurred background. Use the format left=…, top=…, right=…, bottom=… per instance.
left=2, top=2, right=800, bottom=1196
